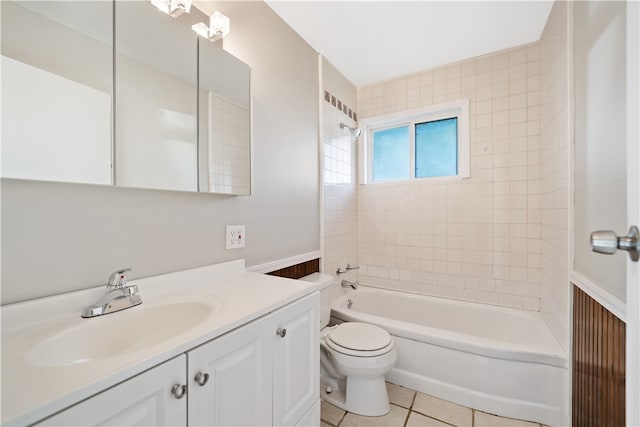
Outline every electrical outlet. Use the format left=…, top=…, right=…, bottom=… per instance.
left=226, top=225, right=245, bottom=249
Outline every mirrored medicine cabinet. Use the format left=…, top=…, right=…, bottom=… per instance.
left=0, top=0, right=251, bottom=196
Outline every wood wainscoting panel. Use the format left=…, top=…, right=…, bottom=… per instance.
left=572, top=285, right=625, bottom=426
left=267, top=259, right=320, bottom=280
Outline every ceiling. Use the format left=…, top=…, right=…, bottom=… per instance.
left=264, top=1, right=554, bottom=87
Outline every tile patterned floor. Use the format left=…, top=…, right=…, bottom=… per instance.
left=321, top=383, right=546, bottom=427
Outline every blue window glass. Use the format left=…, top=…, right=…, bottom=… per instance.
left=415, top=117, right=458, bottom=178
left=372, top=126, right=410, bottom=181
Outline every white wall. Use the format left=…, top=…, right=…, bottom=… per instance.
left=539, top=0, right=571, bottom=354
left=357, top=44, right=544, bottom=311
left=1, top=0, right=320, bottom=304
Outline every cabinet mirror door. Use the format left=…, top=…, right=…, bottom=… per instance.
left=2, top=1, right=252, bottom=196
left=115, top=0, right=197, bottom=192
left=1, top=1, right=113, bottom=186
left=198, top=38, right=251, bottom=195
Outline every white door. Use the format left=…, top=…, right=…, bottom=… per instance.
left=187, top=317, right=273, bottom=427
left=272, top=293, right=320, bottom=427
left=36, top=356, right=187, bottom=426
left=572, top=1, right=639, bottom=424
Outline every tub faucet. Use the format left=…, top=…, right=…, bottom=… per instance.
left=341, top=279, right=358, bottom=290
left=337, top=264, right=360, bottom=275
left=82, top=268, right=142, bottom=318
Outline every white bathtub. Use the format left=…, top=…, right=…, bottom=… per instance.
left=330, top=286, right=568, bottom=426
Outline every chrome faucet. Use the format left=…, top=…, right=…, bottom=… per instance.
left=337, top=264, right=360, bottom=275
left=82, top=268, right=142, bottom=318
left=107, top=268, right=130, bottom=288
left=341, top=279, right=358, bottom=290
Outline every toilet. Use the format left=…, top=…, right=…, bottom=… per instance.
left=299, top=273, right=397, bottom=416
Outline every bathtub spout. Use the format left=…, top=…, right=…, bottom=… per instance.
left=341, top=280, right=358, bottom=290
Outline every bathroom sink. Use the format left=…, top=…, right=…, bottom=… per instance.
left=27, top=301, right=215, bottom=367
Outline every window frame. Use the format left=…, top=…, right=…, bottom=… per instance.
left=359, top=99, right=470, bottom=184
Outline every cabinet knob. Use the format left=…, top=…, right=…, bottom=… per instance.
left=194, top=372, right=210, bottom=386
left=276, top=328, right=287, bottom=338
left=171, top=384, right=187, bottom=399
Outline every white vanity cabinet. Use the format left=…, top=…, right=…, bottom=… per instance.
left=37, top=355, right=187, bottom=427
left=34, top=292, right=319, bottom=427
left=187, top=309, right=273, bottom=426
left=271, top=292, right=320, bottom=426
left=188, top=291, right=319, bottom=427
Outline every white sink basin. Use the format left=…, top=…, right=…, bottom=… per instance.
left=27, top=301, right=215, bottom=367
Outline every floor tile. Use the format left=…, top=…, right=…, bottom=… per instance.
left=412, top=393, right=472, bottom=427
left=321, top=422, right=333, bottom=427
left=474, top=411, right=540, bottom=427
left=321, top=400, right=346, bottom=426
left=406, top=411, right=453, bottom=427
left=340, top=404, right=409, bottom=427
left=386, top=382, right=416, bottom=408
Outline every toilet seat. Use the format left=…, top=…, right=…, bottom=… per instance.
left=326, top=322, right=393, bottom=357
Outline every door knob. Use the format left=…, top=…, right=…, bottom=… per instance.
left=276, top=328, right=287, bottom=338
left=591, top=226, right=639, bottom=261
left=171, top=384, right=187, bottom=399
left=194, top=372, right=210, bottom=386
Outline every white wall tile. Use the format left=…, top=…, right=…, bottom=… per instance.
left=323, top=59, right=358, bottom=284
left=356, top=43, right=543, bottom=312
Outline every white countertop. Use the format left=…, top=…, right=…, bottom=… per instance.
left=0, top=260, right=316, bottom=426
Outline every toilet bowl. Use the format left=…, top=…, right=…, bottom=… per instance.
left=299, top=273, right=397, bottom=416
left=320, top=322, right=397, bottom=416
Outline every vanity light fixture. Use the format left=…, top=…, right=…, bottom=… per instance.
left=150, top=0, right=191, bottom=18
left=192, top=11, right=230, bottom=41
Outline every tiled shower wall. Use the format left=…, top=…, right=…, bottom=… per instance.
left=322, top=58, right=359, bottom=288
left=357, top=44, right=544, bottom=311
left=539, top=1, right=570, bottom=353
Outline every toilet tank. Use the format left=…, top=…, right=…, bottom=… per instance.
left=298, top=272, right=334, bottom=328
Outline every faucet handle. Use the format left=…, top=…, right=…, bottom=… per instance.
left=346, top=264, right=360, bottom=270
left=108, top=268, right=132, bottom=288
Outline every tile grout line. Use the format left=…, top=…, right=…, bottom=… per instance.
left=320, top=415, right=339, bottom=427
left=402, top=391, right=417, bottom=427
left=325, top=388, right=541, bottom=427
left=411, top=392, right=459, bottom=427
left=319, top=401, right=342, bottom=427
left=336, top=407, right=347, bottom=427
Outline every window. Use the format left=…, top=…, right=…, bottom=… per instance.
left=360, top=100, right=469, bottom=184
left=372, top=125, right=410, bottom=181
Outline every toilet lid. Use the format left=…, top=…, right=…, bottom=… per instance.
left=327, top=322, right=392, bottom=352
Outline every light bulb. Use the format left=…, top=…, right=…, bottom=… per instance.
left=209, top=11, right=230, bottom=39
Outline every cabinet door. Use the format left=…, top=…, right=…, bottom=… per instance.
left=37, top=356, right=187, bottom=426
left=272, top=292, right=320, bottom=426
left=188, top=317, right=273, bottom=426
